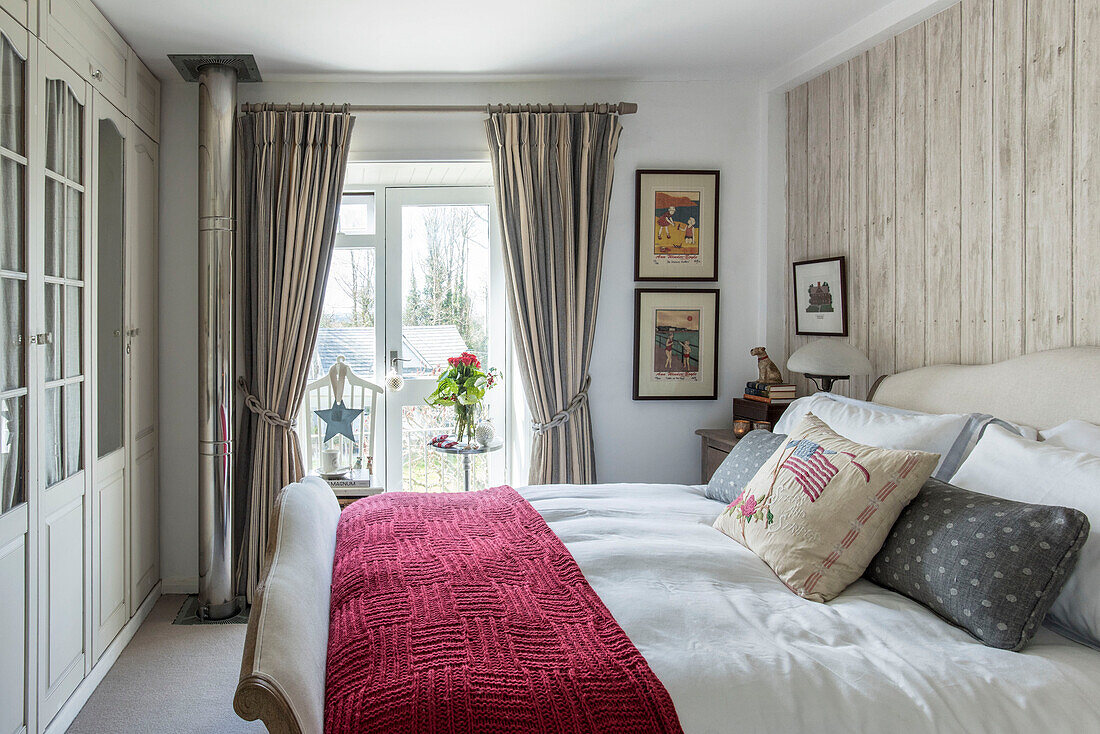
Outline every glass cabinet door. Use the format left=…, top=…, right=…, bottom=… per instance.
left=0, top=29, right=27, bottom=516
left=95, top=118, right=124, bottom=458
left=41, top=76, right=85, bottom=487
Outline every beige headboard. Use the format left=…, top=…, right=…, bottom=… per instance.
left=868, top=347, right=1100, bottom=430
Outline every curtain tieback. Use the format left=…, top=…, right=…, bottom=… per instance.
left=532, top=377, right=591, bottom=436
left=237, top=377, right=296, bottom=430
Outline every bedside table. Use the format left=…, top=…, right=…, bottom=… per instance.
left=695, top=428, right=740, bottom=484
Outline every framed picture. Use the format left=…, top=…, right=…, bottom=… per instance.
left=793, top=256, right=848, bottom=336
left=633, top=288, right=720, bottom=400
left=634, top=169, right=720, bottom=281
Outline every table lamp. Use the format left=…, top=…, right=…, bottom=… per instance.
left=786, top=339, right=872, bottom=392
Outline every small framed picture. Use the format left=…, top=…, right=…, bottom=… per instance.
left=633, top=288, right=720, bottom=400
left=634, top=169, right=720, bottom=281
left=793, top=256, right=848, bottom=336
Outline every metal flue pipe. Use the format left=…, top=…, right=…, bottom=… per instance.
left=196, top=63, right=240, bottom=620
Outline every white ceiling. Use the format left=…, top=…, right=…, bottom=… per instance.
left=94, top=0, right=900, bottom=82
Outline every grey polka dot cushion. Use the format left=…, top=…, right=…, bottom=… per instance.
left=866, top=478, right=1089, bottom=651
left=705, top=430, right=787, bottom=504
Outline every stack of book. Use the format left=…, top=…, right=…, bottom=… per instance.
left=743, top=381, right=797, bottom=404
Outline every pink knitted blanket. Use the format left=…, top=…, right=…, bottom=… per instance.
left=324, top=485, right=682, bottom=734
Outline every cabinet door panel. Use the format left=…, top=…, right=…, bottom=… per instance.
left=0, top=0, right=33, bottom=32
left=127, top=129, right=157, bottom=610
left=129, top=443, right=155, bottom=608
left=40, top=491, right=84, bottom=721
left=41, top=0, right=128, bottom=107
left=0, top=525, right=27, bottom=734
left=126, top=51, right=158, bottom=142
left=93, top=460, right=124, bottom=658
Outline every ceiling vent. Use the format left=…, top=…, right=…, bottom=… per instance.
left=168, top=54, right=263, bottom=83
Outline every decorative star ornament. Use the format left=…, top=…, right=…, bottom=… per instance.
left=314, top=399, right=363, bottom=443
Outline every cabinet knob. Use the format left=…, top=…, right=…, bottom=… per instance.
left=90, top=68, right=103, bottom=80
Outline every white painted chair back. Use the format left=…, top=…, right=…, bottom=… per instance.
left=298, top=357, right=383, bottom=475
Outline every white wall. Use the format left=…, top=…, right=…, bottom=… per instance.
left=158, top=77, right=767, bottom=590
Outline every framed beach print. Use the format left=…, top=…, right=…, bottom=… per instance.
left=633, top=288, right=720, bottom=400
left=634, top=169, right=720, bottom=281
left=793, top=256, right=848, bottom=336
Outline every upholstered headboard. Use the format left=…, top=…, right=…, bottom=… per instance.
left=868, top=347, right=1100, bottom=430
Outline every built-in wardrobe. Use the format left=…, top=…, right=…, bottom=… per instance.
left=0, top=0, right=161, bottom=732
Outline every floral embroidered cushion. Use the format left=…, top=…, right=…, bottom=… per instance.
left=713, top=413, right=939, bottom=602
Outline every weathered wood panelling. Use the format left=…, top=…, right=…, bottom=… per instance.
left=787, top=0, right=1100, bottom=391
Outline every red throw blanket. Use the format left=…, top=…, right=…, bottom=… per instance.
left=324, top=485, right=682, bottom=734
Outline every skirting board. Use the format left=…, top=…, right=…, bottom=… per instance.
left=43, top=581, right=162, bottom=734
left=161, top=576, right=198, bottom=594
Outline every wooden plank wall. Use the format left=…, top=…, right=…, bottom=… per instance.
left=786, top=0, right=1100, bottom=398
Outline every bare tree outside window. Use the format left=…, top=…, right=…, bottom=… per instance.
left=403, top=206, right=489, bottom=360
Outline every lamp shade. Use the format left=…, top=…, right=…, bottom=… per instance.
left=787, top=339, right=872, bottom=377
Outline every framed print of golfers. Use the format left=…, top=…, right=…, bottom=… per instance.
left=792, top=256, right=848, bottom=337
left=634, top=169, right=720, bottom=281
left=633, top=288, right=720, bottom=400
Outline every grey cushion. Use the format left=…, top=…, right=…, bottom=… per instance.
left=866, top=478, right=1090, bottom=651
left=705, top=430, right=787, bottom=504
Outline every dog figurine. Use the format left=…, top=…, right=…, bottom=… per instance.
left=751, top=347, right=784, bottom=385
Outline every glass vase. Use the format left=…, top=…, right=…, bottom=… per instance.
left=454, top=403, right=480, bottom=446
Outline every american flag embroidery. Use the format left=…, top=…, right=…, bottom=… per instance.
left=781, top=439, right=869, bottom=501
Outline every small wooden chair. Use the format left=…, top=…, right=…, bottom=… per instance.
left=298, top=356, right=383, bottom=477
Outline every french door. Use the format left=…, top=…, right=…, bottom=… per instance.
left=314, top=182, right=509, bottom=491
left=381, top=187, right=507, bottom=492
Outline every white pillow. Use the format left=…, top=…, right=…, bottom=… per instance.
left=774, top=393, right=972, bottom=479
left=773, top=394, right=830, bottom=434
left=1041, top=420, right=1100, bottom=457
left=951, top=424, right=1100, bottom=646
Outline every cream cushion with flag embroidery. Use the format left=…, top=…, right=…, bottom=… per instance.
left=713, top=413, right=939, bottom=602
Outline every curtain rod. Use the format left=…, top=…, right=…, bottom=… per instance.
left=241, top=102, right=638, bottom=115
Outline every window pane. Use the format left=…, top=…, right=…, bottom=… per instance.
left=401, top=404, right=486, bottom=493
left=43, top=284, right=82, bottom=381
left=1, top=277, right=23, bottom=392
left=45, top=79, right=82, bottom=181
left=338, top=193, right=375, bottom=235
left=313, top=248, right=375, bottom=382
left=1, top=36, right=25, bottom=155
left=43, top=383, right=82, bottom=486
left=400, top=205, right=490, bottom=377
left=0, top=395, right=24, bottom=514
left=96, top=120, right=125, bottom=457
left=0, top=156, right=24, bottom=272
left=45, top=179, right=81, bottom=279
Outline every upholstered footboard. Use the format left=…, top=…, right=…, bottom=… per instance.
left=235, top=477, right=340, bottom=734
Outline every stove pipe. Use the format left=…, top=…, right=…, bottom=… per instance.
left=169, top=54, right=261, bottom=619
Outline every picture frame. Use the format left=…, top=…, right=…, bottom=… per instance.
left=633, top=288, right=720, bottom=400
left=634, top=169, right=720, bottom=281
left=792, top=256, right=848, bottom=337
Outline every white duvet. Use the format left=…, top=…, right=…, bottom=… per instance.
left=520, top=482, right=1100, bottom=734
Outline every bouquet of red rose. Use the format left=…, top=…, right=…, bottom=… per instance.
left=425, top=352, right=500, bottom=444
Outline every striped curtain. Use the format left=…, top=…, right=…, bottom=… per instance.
left=485, top=110, right=622, bottom=485
left=235, top=104, right=354, bottom=601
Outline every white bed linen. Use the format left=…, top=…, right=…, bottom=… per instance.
left=520, top=482, right=1100, bottom=734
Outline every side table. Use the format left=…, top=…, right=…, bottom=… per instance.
left=428, top=437, right=504, bottom=492
left=695, top=428, right=741, bottom=484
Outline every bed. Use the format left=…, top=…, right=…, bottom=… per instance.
left=235, top=346, right=1100, bottom=733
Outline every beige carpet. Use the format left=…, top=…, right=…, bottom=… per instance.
left=68, top=594, right=264, bottom=733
